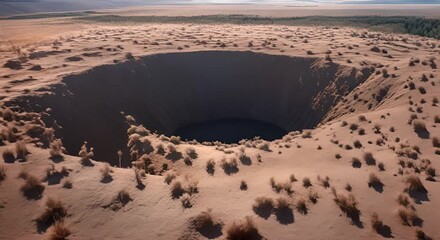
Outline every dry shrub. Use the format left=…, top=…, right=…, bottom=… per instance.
left=258, top=142, right=270, bottom=152
left=363, top=152, right=376, bottom=165
left=432, top=137, right=440, bottom=148
left=415, top=229, right=433, bottom=240
left=191, top=209, right=223, bottom=232
left=78, top=142, right=94, bottom=165
left=226, top=216, right=261, bottom=240
left=397, top=207, right=418, bottom=226
left=353, top=140, right=362, bottom=148
left=253, top=196, right=274, bottom=215
left=289, top=174, right=297, bottom=182
left=397, top=193, right=410, bottom=207
left=317, top=175, right=330, bottom=188
left=186, top=178, right=199, bottom=195
left=106, top=189, right=132, bottom=211
left=378, top=162, right=385, bottom=171
left=350, top=123, right=359, bottom=131
left=270, top=177, right=292, bottom=194
left=295, top=198, right=307, bottom=214
left=206, top=159, right=215, bottom=175
left=117, top=189, right=132, bottom=204
left=49, top=140, right=65, bottom=159
left=220, top=157, right=238, bottom=174
left=100, top=163, right=112, bottom=180
left=164, top=171, right=176, bottom=184
left=170, top=136, right=181, bottom=144
left=368, top=173, right=383, bottom=187
left=0, top=165, right=6, bottom=183
left=351, top=157, right=362, bottom=168
left=134, top=169, right=144, bottom=188
left=1, top=108, right=14, bottom=121
left=405, top=175, right=427, bottom=193
left=412, top=120, right=427, bottom=133
left=301, top=130, right=312, bottom=138
left=15, top=140, right=28, bottom=160
left=2, top=148, right=14, bottom=163
left=308, top=190, right=319, bottom=204
left=181, top=193, right=192, bottom=208
left=20, top=174, right=45, bottom=199
left=186, top=147, right=197, bottom=159
left=302, top=177, right=312, bottom=188
left=171, top=180, right=185, bottom=198
left=333, top=191, right=360, bottom=222
left=62, top=179, right=72, bottom=189
left=1, top=125, right=17, bottom=142
left=37, top=198, right=68, bottom=230
left=240, top=180, right=248, bottom=190
left=49, top=221, right=71, bottom=240
left=370, top=212, right=383, bottom=233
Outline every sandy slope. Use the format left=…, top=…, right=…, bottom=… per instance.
left=0, top=18, right=439, bottom=240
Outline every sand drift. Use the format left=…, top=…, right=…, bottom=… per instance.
left=9, top=51, right=370, bottom=165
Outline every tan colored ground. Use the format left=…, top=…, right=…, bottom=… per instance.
left=104, top=4, right=440, bottom=18
left=0, top=12, right=439, bottom=240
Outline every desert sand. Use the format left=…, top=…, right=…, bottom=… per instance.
left=0, top=9, right=439, bottom=240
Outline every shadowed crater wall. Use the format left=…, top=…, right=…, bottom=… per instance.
left=9, top=51, right=371, bottom=165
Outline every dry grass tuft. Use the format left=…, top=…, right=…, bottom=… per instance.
left=171, top=180, right=185, bottom=198
left=368, top=173, right=383, bottom=188
left=78, top=142, right=94, bottom=165
left=181, top=193, right=192, bottom=208
left=351, top=157, right=362, bottom=168
left=37, top=198, right=68, bottom=231
left=49, top=221, right=71, bottom=240
left=302, top=177, right=312, bottom=188
left=363, top=152, right=376, bottom=165
left=415, top=228, right=433, bottom=240
left=333, top=191, right=360, bottom=222
left=240, top=180, right=248, bottom=190
left=308, top=190, right=319, bottom=204
left=206, top=159, right=215, bottom=175
left=100, top=163, right=112, bottom=182
left=226, top=216, right=261, bottom=240
left=62, top=179, right=72, bottom=189
left=164, top=171, right=176, bottom=184
left=20, top=174, right=45, bottom=199
left=317, top=175, right=330, bottom=188
left=2, top=148, right=15, bottom=163
left=432, top=137, right=440, bottom=148
left=295, top=198, right=308, bottom=214
left=0, top=165, right=5, bottom=183
left=289, top=174, right=297, bottom=182
left=270, top=177, right=292, bottom=194
left=405, top=175, right=427, bottom=193
left=397, top=207, right=418, bottom=226
left=49, top=140, right=65, bottom=160
left=15, top=140, right=28, bottom=160
left=253, top=196, right=274, bottom=218
left=397, top=193, right=410, bottom=207
left=370, top=212, right=383, bottom=233
left=378, top=162, right=385, bottom=171
left=191, top=209, right=223, bottom=233
left=220, top=157, right=239, bottom=175
left=412, top=120, right=428, bottom=134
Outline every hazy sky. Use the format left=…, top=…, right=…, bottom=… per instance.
left=162, top=0, right=440, bottom=3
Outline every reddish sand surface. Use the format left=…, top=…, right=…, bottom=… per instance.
left=0, top=10, right=439, bottom=240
